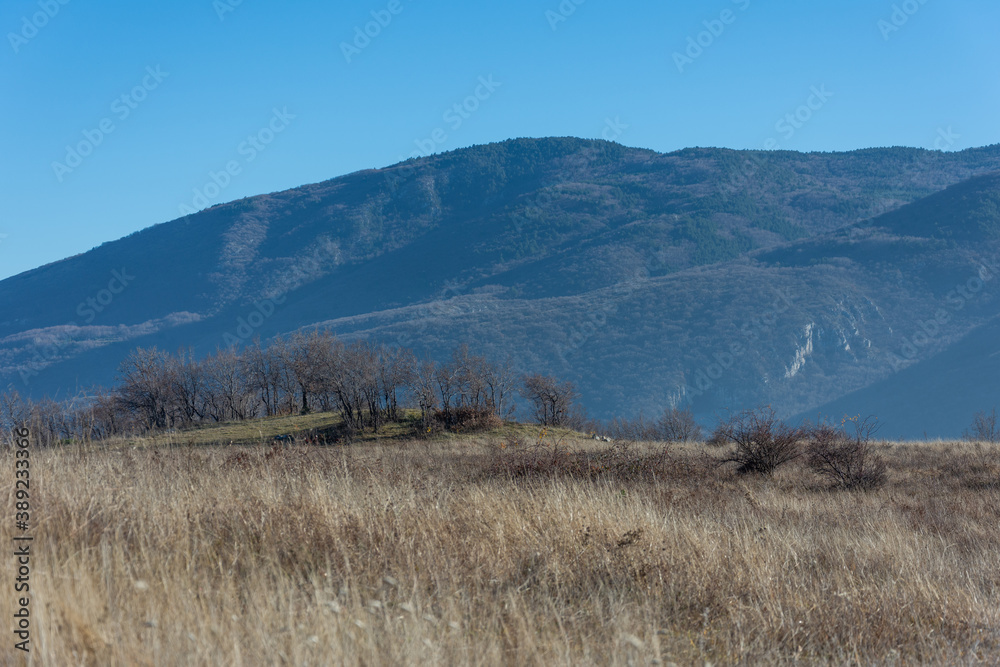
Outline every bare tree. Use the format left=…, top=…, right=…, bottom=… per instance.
left=90, top=386, right=131, bottom=439
left=203, top=348, right=256, bottom=422
left=521, top=374, right=579, bottom=427
left=378, top=344, right=415, bottom=424
left=268, top=336, right=300, bottom=416
left=964, top=408, right=999, bottom=443
left=167, top=348, right=206, bottom=426
left=116, top=347, right=173, bottom=430
left=287, top=330, right=335, bottom=415
left=326, top=340, right=375, bottom=431
left=483, top=356, right=517, bottom=419
left=452, top=344, right=489, bottom=410
left=0, top=388, right=31, bottom=446
left=657, top=406, right=703, bottom=442
left=607, top=413, right=658, bottom=441
left=434, top=358, right=459, bottom=414
left=245, top=337, right=289, bottom=417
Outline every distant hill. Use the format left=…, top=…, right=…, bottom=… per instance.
left=3, top=137, right=1000, bottom=437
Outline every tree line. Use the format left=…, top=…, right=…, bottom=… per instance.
left=0, top=331, right=598, bottom=446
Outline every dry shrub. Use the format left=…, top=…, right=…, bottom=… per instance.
left=485, top=431, right=574, bottom=479
left=714, top=406, right=804, bottom=475
left=222, top=449, right=254, bottom=471
left=221, top=443, right=326, bottom=476
left=937, top=443, right=1000, bottom=490
left=433, top=406, right=503, bottom=432
left=484, top=433, right=678, bottom=482
left=806, top=417, right=887, bottom=491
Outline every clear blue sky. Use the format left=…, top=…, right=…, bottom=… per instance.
left=1, top=0, right=997, bottom=280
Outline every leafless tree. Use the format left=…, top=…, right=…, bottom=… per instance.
left=0, top=388, right=30, bottom=445
left=326, top=339, right=374, bottom=431
left=483, top=356, right=517, bottom=419
left=268, top=336, right=300, bottom=416
left=964, top=408, right=999, bottom=443
left=203, top=348, right=256, bottom=422
left=244, top=337, right=288, bottom=417
left=116, top=347, right=173, bottom=430
left=378, top=344, right=416, bottom=423
left=89, top=386, right=131, bottom=439
left=167, top=348, right=206, bottom=426
left=434, top=358, right=459, bottom=414
left=286, top=330, right=335, bottom=415
left=521, top=374, right=579, bottom=427
left=607, top=413, right=658, bottom=441
left=413, top=357, right=439, bottom=430
left=657, top=406, right=703, bottom=442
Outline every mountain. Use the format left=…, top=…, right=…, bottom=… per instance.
left=4, top=137, right=1000, bottom=437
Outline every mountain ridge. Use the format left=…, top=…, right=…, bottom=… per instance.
left=5, top=137, right=1000, bottom=436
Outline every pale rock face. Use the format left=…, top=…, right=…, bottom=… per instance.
left=784, top=322, right=814, bottom=379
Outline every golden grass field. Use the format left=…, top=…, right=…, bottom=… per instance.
left=2, top=423, right=999, bottom=666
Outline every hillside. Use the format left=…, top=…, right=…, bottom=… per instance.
left=3, top=138, right=1000, bottom=436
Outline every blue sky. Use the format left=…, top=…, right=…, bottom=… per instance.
left=1, top=0, right=997, bottom=280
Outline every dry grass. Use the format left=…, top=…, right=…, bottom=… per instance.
left=3, top=434, right=999, bottom=665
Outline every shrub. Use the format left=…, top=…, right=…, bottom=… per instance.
left=484, top=433, right=678, bottom=482
left=485, top=431, right=574, bottom=479
left=806, top=416, right=886, bottom=491
left=963, top=408, right=999, bottom=443
left=433, top=406, right=503, bottom=433
left=715, top=406, right=804, bottom=475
